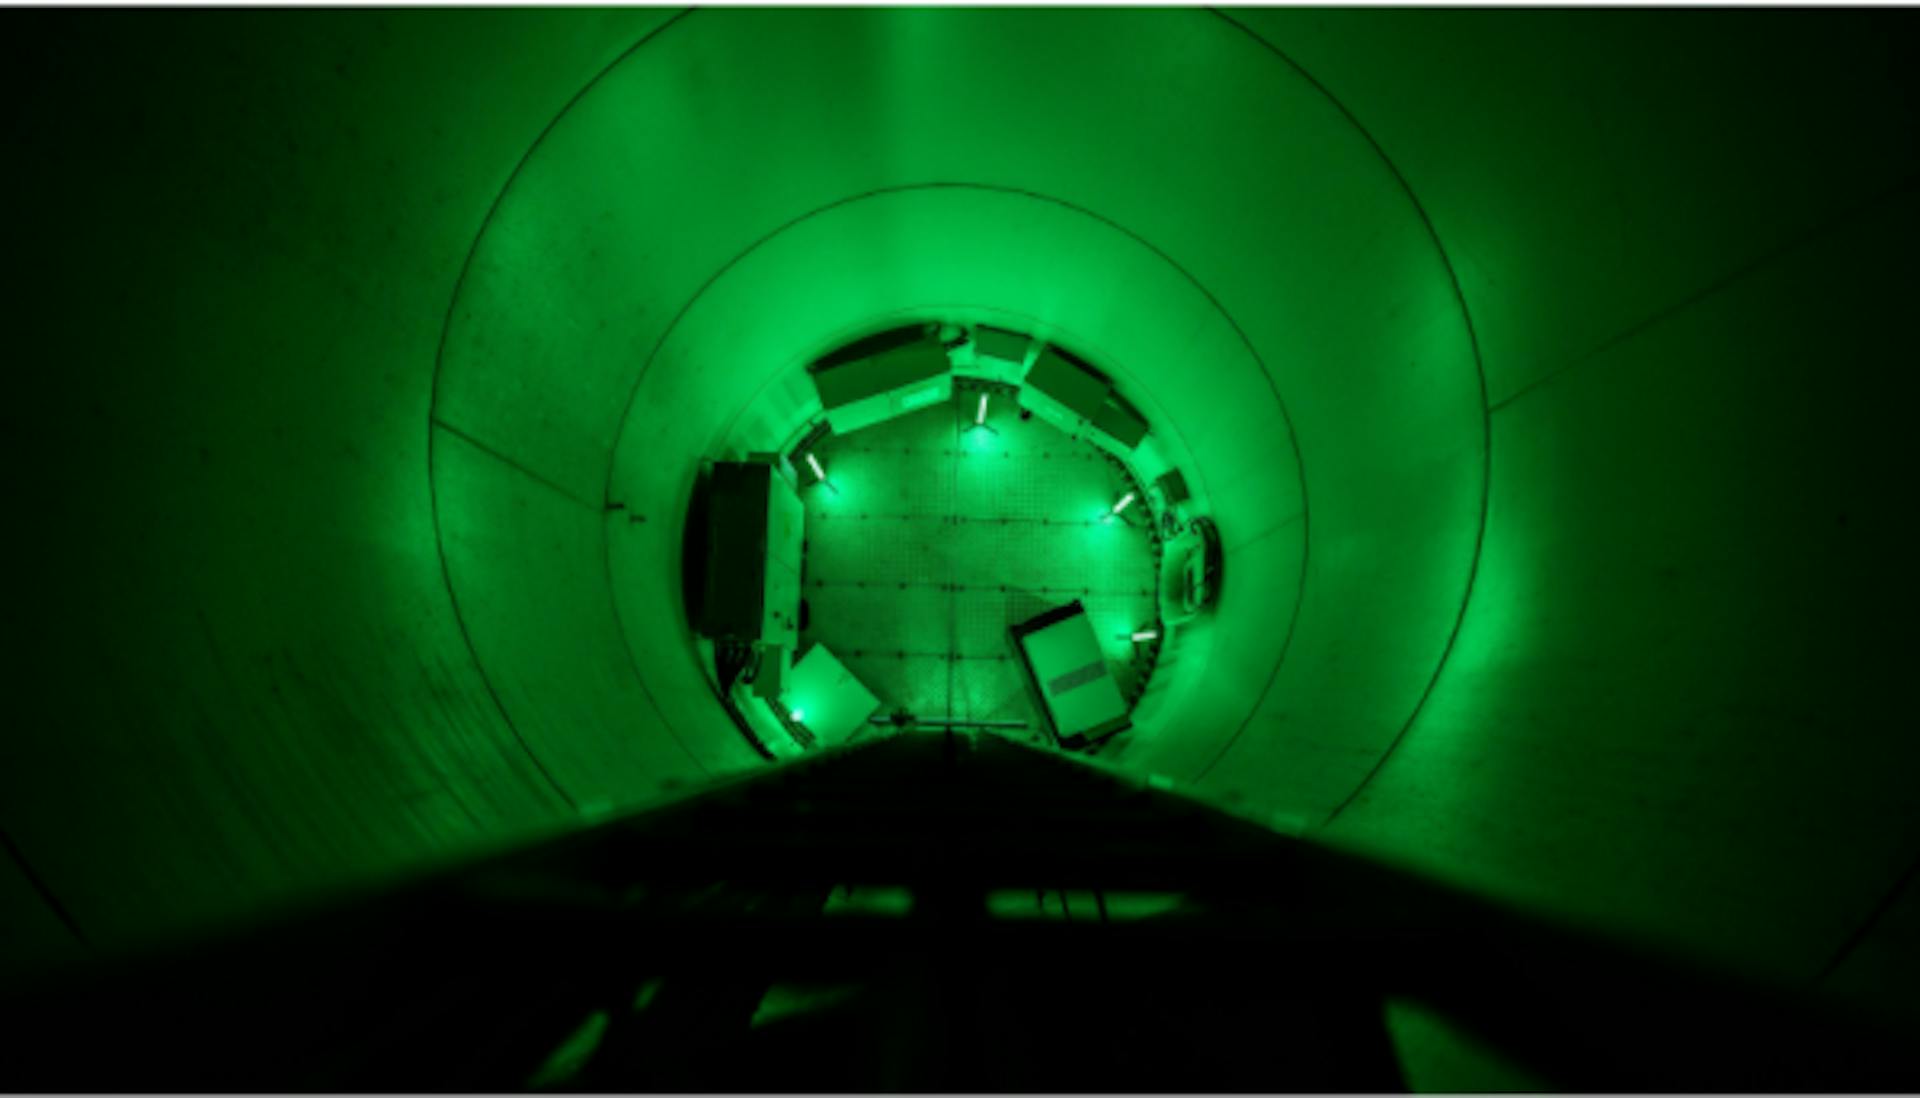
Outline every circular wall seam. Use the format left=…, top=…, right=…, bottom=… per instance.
left=591, top=182, right=1312, bottom=778
left=422, top=7, right=1492, bottom=809
left=426, top=10, right=702, bottom=802
left=1204, top=9, right=1494, bottom=826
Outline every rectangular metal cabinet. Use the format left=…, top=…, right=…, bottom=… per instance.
left=1019, top=345, right=1148, bottom=455
left=1010, top=600, right=1132, bottom=748
left=694, top=460, right=803, bottom=646
left=810, top=334, right=953, bottom=436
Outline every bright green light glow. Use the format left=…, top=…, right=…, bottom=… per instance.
left=1111, top=491, right=1136, bottom=515
left=976, top=393, right=989, bottom=425
left=790, top=707, right=805, bottom=722
left=751, top=983, right=861, bottom=1030
left=900, top=383, right=946, bottom=410
left=985, top=889, right=1189, bottom=921
left=823, top=885, right=916, bottom=917
left=633, top=978, right=665, bottom=1013
left=525, top=1010, right=610, bottom=1090
left=805, top=453, right=826, bottom=482
left=1132, top=629, right=1159, bottom=642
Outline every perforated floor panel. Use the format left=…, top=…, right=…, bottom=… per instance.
left=798, top=384, right=1162, bottom=745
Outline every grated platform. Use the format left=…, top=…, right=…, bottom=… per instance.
left=798, top=386, right=1161, bottom=745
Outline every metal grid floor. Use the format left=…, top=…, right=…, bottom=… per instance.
left=798, top=386, right=1161, bottom=743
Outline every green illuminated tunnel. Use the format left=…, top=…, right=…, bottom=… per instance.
left=6, top=5, right=1918, bottom=1078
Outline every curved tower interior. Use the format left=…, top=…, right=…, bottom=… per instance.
left=4, top=6, right=1917, bottom=1090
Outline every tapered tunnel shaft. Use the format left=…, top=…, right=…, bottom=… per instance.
left=3, top=8, right=1917, bottom=1084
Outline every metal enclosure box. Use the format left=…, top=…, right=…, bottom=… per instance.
left=809, top=332, right=953, bottom=436
left=783, top=644, right=881, bottom=748
left=694, top=460, right=803, bottom=646
left=1090, top=389, right=1149, bottom=450
left=1011, top=600, right=1131, bottom=747
left=1154, top=469, right=1191, bottom=506
left=972, top=324, right=1031, bottom=366
left=1019, top=345, right=1148, bottom=454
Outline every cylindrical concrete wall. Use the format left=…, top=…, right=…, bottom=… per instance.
left=5, top=7, right=1916, bottom=1058
left=437, top=7, right=1481, bottom=828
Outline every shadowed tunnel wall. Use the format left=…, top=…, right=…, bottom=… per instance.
left=5, top=5, right=1918, bottom=1072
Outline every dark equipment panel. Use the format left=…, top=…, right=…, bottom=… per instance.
left=694, top=461, right=773, bottom=640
